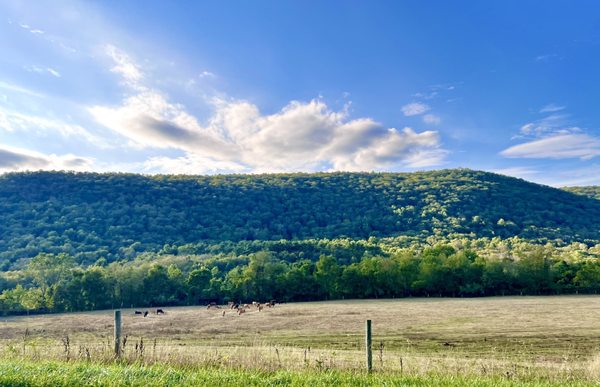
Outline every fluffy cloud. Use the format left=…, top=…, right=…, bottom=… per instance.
left=501, top=134, right=600, bottom=160
left=401, top=102, right=430, bottom=116
left=91, top=95, right=447, bottom=172
left=88, top=91, right=237, bottom=159
left=0, top=145, right=93, bottom=172
left=327, top=127, right=445, bottom=171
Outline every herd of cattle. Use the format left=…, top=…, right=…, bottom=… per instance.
left=133, top=308, right=165, bottom=317
left=209, top=300, right=278, bottom=315
left=132, top=301, right=278, bottom=317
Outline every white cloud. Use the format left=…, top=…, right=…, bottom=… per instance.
left=88, top=91, right=235, bottom=158
left=19, top=23, right=44, bottom=34
left=539, top=103, right=565, bottom=113
left=423, top=114, right=441, bottom=125
left=142, top=155, right=246, bottom=175
left=401, top=102, right=430, bottom=116
left=47, top=68, right=61, bottom=77
left=412, top=91, right=438, bottom=100
left=92, top=94, right=447, bottom=173
left=501, top=134, right=600, bottom=160
left=105, top=44, right=143, bottom=87
left=199, top=71, right=215, bottom=78
left=329, top=127, right=445, bottom=171
left=412, top=82, right=462, bottom=100
left=89, top=45, right=447, bottom=173
left=24, top=65, right=61, bottom=77
left=519, top=114, right=570, bottom=137
left=0, top=144, right=93, bottom=172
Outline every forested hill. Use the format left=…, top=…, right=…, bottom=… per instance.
left=1, top=169, right=600, bottom=266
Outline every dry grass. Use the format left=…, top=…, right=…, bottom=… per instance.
left=1, top=296, right=600, bottom=381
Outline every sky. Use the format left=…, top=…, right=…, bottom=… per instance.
left=1, top=1, right=599, bottom=186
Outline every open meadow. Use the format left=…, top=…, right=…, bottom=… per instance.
left=1, top=296, right=600, bottom=385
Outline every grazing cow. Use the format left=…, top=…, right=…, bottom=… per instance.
left=243, top=303, right=251, bottom=309
left=134, top=310, right=143, bottom=315
left=156, top=309, right=165, bottom=315
left=238, top=308, right=246, bottom=315
left=252, top=301, right=258, bottom=307
left=228, top=301, right=235, bottom=308
left=207, top=302, right=219, bottom=309
left=258, top=305, right=263, bottom=312
left=143, top=311, right=149, bottom=317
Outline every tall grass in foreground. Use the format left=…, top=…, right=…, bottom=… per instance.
left=0, top=359, right=598, bottom=387
left=2, top=337, right=600, bottom=385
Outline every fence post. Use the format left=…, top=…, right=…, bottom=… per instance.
left=365, top=319, right=372, bottom=373
left=114, top=310, right=122, bottom=359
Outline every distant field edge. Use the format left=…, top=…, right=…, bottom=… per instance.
left=0, top=359, right=593, bottom=387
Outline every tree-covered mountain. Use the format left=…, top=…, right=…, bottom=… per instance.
left=1, top=169, right=600, bottom=267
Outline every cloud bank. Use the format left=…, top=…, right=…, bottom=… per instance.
left=88, top=46, right=447, bottom=173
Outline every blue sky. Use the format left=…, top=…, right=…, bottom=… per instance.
left=1, top=1, right=599, bottom=186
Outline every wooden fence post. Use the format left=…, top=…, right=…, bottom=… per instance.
left=114, top=310, right=122, bottom=359
left=365, top=319, right=372, bottom=373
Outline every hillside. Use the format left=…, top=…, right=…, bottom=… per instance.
left=1, top=169, right=600, bottom=266
left=563, top=186, right=600, bottom=201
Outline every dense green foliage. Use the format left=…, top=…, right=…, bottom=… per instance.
left=1, top=169, right=600, bottom=269
left=0, top=359, right=586, bottom=387
left=2, top=238, right=600, bottom=315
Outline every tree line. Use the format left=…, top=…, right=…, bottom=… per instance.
left=2, top=241, right=600, bottom=315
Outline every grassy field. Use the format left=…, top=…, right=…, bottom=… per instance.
left=0, top=359, right=596, bottom=386
left=1, top=296, right=600, bottom=385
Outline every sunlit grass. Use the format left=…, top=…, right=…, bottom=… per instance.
left=0, top=359, right=597, bottom=386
